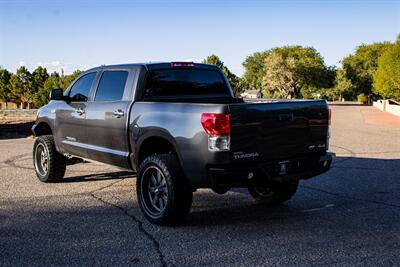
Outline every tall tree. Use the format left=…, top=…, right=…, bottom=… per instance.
left=342, top=42, right=393, bottom=98
left=10, top=66, right=33, bottom=109
left=263, top=46, right=331, bottom=98
left=332, top=68, right=355, bottom=101
left=242, top=51, right=269, bottom=91
left=32, top=66, right=49, bottom=92
left=264, top=53, right=296, bottom=98
left=34, top=72, right=62, bottom=107
left=31, top=66, right=50, bottom=107
left=61, top=70, right=82, bottom=90
left=373, top=42, right=400, bottom=100
left=0, top=68, right=12, bottom=108
left=202, top=54, right=241, bottom=96
left=33, top=69, right=82, bottom=107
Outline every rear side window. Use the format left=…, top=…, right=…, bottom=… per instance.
left=144, top=69, right=230, bottom=98
left=95, top=71, right=128, bottom=101
left=69, top=72, right=96, bottom=102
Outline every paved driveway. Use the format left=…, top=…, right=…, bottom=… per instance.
left=1, top=104, right=400, bottom=266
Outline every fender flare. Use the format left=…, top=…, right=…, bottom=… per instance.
left=131, top=128, right=184, bottom=171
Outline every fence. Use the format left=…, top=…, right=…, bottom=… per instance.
left=0, top=102, right=19, bottom=109
left=373, top=100, right=400, bottom=117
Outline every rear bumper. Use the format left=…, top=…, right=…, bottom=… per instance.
left=207, top=151, right=334, bottom=187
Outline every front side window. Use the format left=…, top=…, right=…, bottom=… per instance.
left=69, top=72, right=96, bottom=102
left=95, top=71, right=128, bottom=101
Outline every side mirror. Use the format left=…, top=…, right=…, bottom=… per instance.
left=49, top=88, right=64, bottom=101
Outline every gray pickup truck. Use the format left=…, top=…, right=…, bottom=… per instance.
left=32, top=62, right=333, bottom=225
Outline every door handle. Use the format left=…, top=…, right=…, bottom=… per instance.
left=113, top=109, right=124, bottom=118
left=76, top=108, right=85, bottom=116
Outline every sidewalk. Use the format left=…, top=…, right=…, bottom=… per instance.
left=361, top=106, right=400, bottom=129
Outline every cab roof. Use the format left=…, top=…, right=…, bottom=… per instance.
left=85, top=62, right=220, bottom=72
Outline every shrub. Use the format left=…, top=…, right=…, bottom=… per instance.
left=373, top=43, right=400, bottom=100
left=357, top=93, right=368, bottom=104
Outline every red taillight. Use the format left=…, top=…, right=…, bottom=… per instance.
left=171, top=62, right=195, bottom=68
left=328, top=108, right=331, bottom=126
left=201, top=113, right=230, bottom=136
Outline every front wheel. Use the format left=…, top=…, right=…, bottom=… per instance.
left=248, top=180, right=299, bottom=205
left=137, top=154, right=193, bottom=225
left=33, top=135, right=66, bottom=182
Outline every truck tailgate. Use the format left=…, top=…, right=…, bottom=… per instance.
left=228, top=100, right=329, bottom=162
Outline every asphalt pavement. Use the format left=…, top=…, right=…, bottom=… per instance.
left=1, top=104, right=400, bottom=266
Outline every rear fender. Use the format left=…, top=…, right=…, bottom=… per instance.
left=132, top=128, right=184, bottom=172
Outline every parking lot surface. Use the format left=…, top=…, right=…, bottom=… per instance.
left=1, top=104, right=400, bottom=266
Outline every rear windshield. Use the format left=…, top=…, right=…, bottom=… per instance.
left=143, top=69, right=230, bottom=98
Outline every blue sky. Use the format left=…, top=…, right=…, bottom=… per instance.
left=0, top=0, right=399, bottom=76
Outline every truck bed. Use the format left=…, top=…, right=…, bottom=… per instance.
left=229, top=99, right=329, bottom=162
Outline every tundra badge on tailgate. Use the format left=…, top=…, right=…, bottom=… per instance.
left=233, top=151, right=260, bottom=160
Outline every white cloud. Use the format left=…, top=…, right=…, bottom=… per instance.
left=21, top=61, right=99, bottom=74
left=34, top=61, right=87, bottom=74
left=51, top=61, right=60, bottom=67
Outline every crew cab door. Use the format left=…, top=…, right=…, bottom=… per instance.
left=85, top=69, right=136, bottom=168
left=55, top=72, right=97, bottom=158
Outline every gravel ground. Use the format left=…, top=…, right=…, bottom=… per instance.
left=1, top=104, right=400, bottom=266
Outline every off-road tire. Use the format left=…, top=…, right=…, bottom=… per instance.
left=137, top=154, right=193, bottom=226
left=248, top=180, right=299, bottom=205
left=33, top=135, right=66, bottom=182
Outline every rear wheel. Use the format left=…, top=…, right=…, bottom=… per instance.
left=33, top=135, right=66, bottom=182
left=137, top=154, right=192, bottom=225
left=248, top=180, right=299, bottom=205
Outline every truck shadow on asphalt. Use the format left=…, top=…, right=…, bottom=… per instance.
left=0, top=122, right=34, bottom=139
left=186, top=200, right=305, bottom=227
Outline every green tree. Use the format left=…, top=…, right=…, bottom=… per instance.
left=331, top=68, right=355, bottom=101
left=33, top=70, right=81, bottom=107
left=263, top=46, right=332, bottom=99
left=32, top=66, right=49, bottom=92
left=34, top=72, right=62, bottom=107
left=32, top=66, right=49, bottom=107
left=202, top=54, right=241, bottom=96
left=264, top=53, right=296, bottom=98
left=0, top=68, right=12, bottom=108
left=61, top=70, right=82, bottom=90
left=373, top=42, right=400, bottom=100
left=242, top=51, right=270, bottom=91
left=10, top=66, right=34, bottom=109
left=342, top=42, right=393, bottom=98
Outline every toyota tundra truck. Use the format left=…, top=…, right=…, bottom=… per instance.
left=32, top=62, right=333, bottom=225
